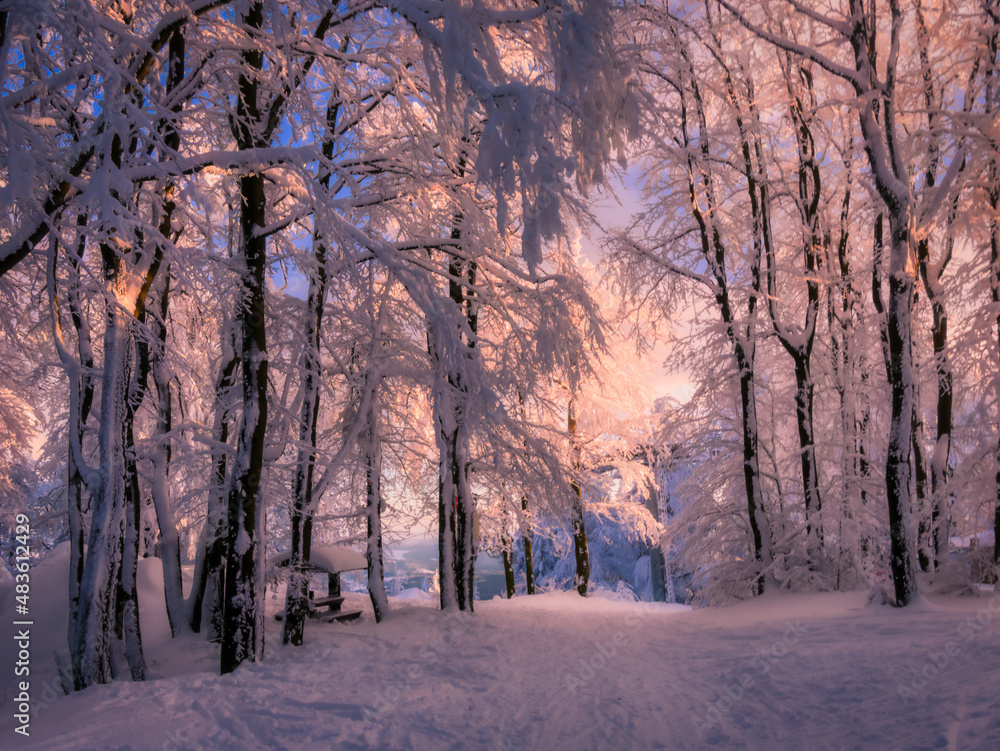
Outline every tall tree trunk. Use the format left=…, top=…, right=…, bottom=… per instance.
left=568, top=399, right=590, bottom=596
left=501, top=532, right=516, bottom=598
left=516, top=393, right=535, bottom=594
left=50, top=220, right=96, bottom=676
left=365, top=375, right=389, bottom=622
left=984, top=3, right=1000, bottom=572
left=221, top=0, right=268, bottom=673
left=117, top=249, right=161, bottom=682
left=736, top=341, right=772, bottom=594
left=927, top=292, right=952, bottom=569
left=884, top=211, right=919, bottom=606
left=521, top=496, right=535, bottom=595
left=120, top=418, right=146, bottom=681
left=873, top=208, right=920, bottom=605
left=872, top=211, right=918, bottom=599
left=850, top=0, right=919, bottom=606
left=913, top=358, right=931, bottom=573
left=432, top=227, right=477, bottom=611
left=912, top=0, right=957, bottom=575
left=435, top=377, right=462, bottom=610
left=989, top=166, right=1000, bottom=569
left=72, top=104, right=164, bottom=683
left=72, top=241, right=136, bottom=688
left=435, top=377, right=475, bottom=611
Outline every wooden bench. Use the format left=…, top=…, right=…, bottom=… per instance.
left=270, top=545, right=368, bottom=625
left=310, top=595, right=363, bottom=622
left=310, top=594, right=344, bottom=611
left=318, top=609, right=363, bottom=623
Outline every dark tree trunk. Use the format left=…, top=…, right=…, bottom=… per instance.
left=365, top=375, right=389, bottom=622
left=736, top=347, right=771, bottom=595
left=913, top=373, right=931, bottom=573
left=118, top=259, right=160, bottom=681
left=56, top=221, right=95, bottom=677
left=986, top=11, right=1000, bottom=572
left=990, top=174, right=1000, bottom=570
left=221, top=0, right=268, bottom=673
left=872, top=210, right=919, bottom=605
left=501, top=534, right=516, bottom=598
left=568, top=400, right=590, bottom=596
left=521, top=496, right=535, bottom=595
left=120, top=418, right=146, bottom=681
left=928, top=293, right=952, bottom=568
left=792, top=354, right=822, bottom=544
left=884, top=212, right=919, bottom=606
left=436, top=395, right=473, bottom=609
left=915, top=225, right=956, bottom=573
left=432, top=223, right=477, bottom=612
left=220, top=165, right=268, bottom=673
left=516, top=393, right=535, bottom=595
left=72, top=239, right=134, bottom=688
left=845, top=0, right=920, bottom=606
left=72, top=103, right=164, bottom=684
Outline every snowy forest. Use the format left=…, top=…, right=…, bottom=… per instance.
left=2, top=0, right=1000, bottom=748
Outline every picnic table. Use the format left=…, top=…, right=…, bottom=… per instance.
left=269, top=545, right=367, bottom=622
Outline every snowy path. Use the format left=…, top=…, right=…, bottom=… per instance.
left=4, top=586, right=1000, bottom=750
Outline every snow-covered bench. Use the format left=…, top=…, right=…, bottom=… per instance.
left=269, top=545, right=367, bottom=622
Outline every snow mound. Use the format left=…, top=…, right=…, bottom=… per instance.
left=392, top=588, right=433, bottom=601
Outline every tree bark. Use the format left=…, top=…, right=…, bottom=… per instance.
left=432, top=225, right=477, bottom=611
left=884, top=212, right=919, bottom=606
left=568, top=399, right=590, bottom=596
left=501, top=533, right=516, bottom=598
left=849, top=0, right=920, bottom=605
left=984, top=2, right=1000, bottom=572
left=50, top=220, right=96, bottom=679
left=120, top=419, right=147, bottom=681
left=365, top=375, right=389, bottom=622
left=72, top=241, right=136, bottom=688
left=521, top=496, right=535, bottom=595
left=221, top=0, right=268, bottom=673
left=989, top=164, right=1000, bottom=569
left=516, top=393, right=535, bottom=594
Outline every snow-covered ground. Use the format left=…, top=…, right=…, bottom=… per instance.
left=3, top=549, right=1000, bottom=750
